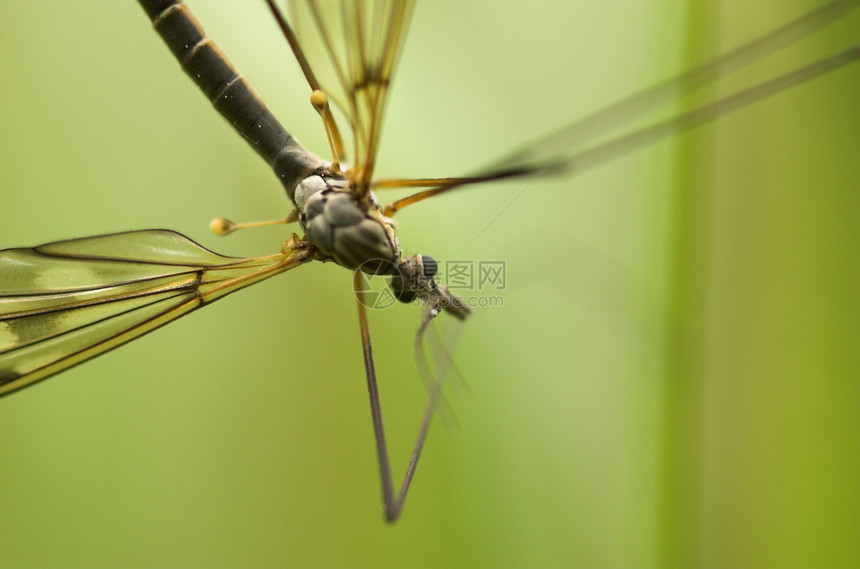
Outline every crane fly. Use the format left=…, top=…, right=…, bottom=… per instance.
left=1, top=0, right=857, bottom=523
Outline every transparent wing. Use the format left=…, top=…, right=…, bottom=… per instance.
left=474, top=45, right=860, bottom=180
left=0, top=230, right=311, bottom=397
left=377, top=1, right=860, bottom=216
left=288, top=0, right=414, bottom=194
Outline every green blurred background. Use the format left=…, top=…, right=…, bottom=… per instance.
left=1, top=1, right=857, bottom=567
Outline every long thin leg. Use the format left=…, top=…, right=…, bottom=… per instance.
left=381, top=43, right=859, bottom=215
left=353, top=271, right=442, bottom=522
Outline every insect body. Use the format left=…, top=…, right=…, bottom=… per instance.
left=295, top=172, right=468, bottom=315
left=296, top=174, right=396, bottom=270
left=1, top=0, right=857, bottom=524
left=1, top=0, right=469, bottom=522
left=142, top=0, right=464, bottom=318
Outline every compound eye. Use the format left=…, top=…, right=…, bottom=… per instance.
left=394, top=290, right=416, bottom=304
left=421, top=255, right=438, bottom=278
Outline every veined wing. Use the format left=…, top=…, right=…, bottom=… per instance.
left=377, top=0, right=859, bottom=214
left=475, top=1, right=860, bottom=180
left=287, top=0, right=414, bottom=194
left=0, top=230, right=312, bottom=397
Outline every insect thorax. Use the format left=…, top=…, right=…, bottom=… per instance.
left=293, top=173, right=470, bottom=320
left=294, top=173, right=400, bottom=274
